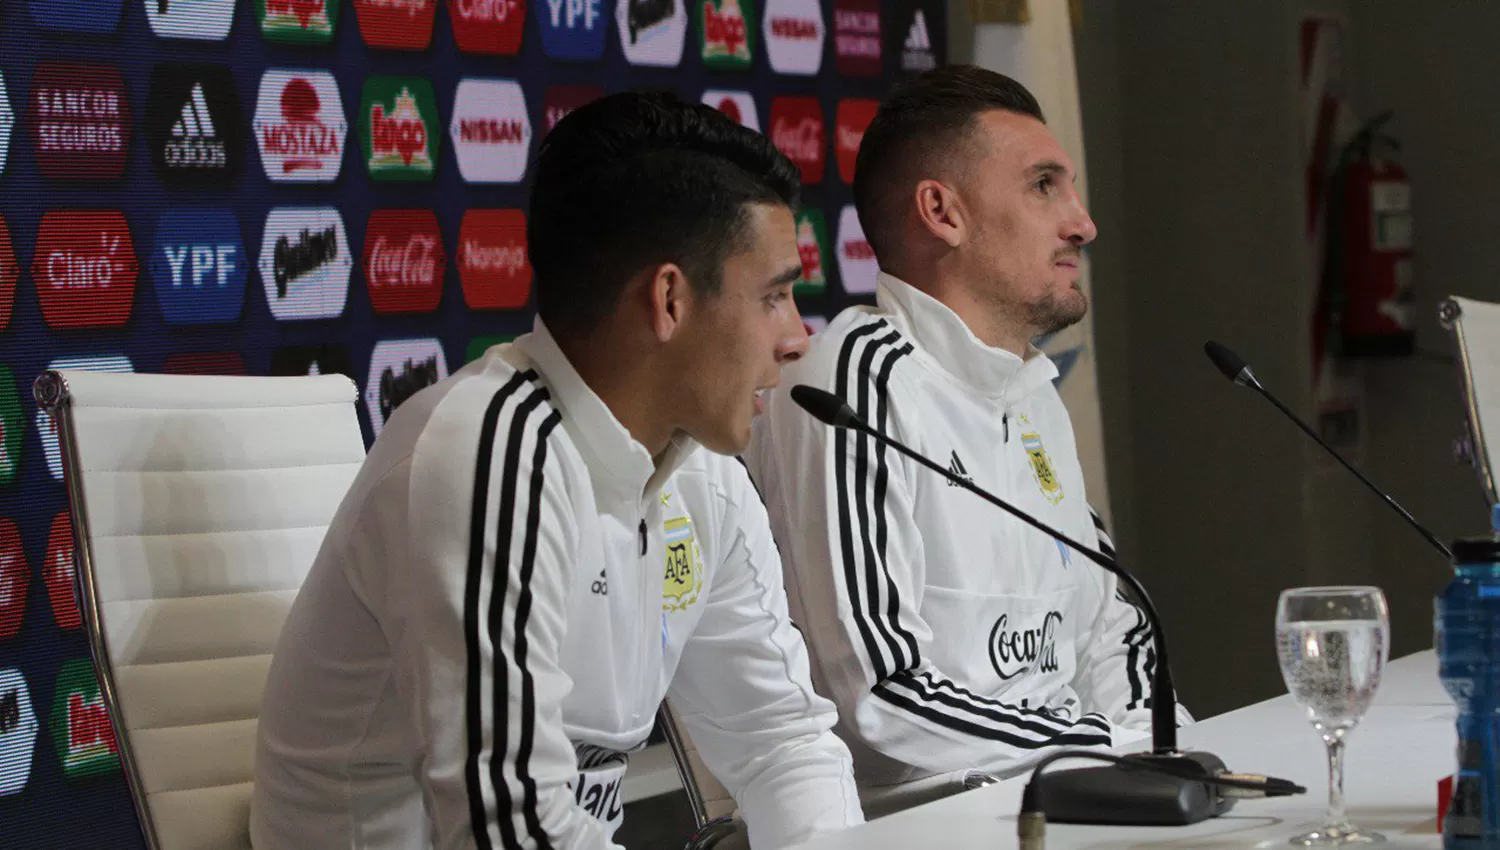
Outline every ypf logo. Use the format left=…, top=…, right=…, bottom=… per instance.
left=146, top=64, right=245, bottom=188
left=365, top=339, right=448, bottom=436
left=38, top=357, right=134, bottom=481
left=0, top=369, right=22, bottom=487
left=699, top=0, right=754, bottom=68
left=833, top=0, right=880, bottom=76
left=451, top=78, right=531, bottom=184
left=147, top=0, right=236, bottom=40
left=151, top=209, right=247, bottom=325
left=361, top=77, right=440, bottom=182
left=0, top=669, right=38, bottom=798
left=254, top=70, right=347, bottom=184
left=269, top=343, right=354, bottom=379
left=0, top=217, right=17, bottom=329
left=769, top=97, right=824, bottom=185
left=763, top=0, right=823, bottom=75
left=0, top=72, right=13, bottom=175
left=543, top=85, right=602, bottom=132
left=355, top=0, right=437, bottom=49
left=364, top=210, right=445, bottom=315
left=835, top=98, right=878, bottom=184
left=33, top=211, right=139, bottom=329
left=449, top=0, right=525, bottom=54
left=0, top=521, right=25, bottom=641
left=891, top=0, right=940, bottom=74
left=51, top=659, right=120, bottom=779
left=793, top=208, right=830, bottom=296
left=30, top=0, right=123, bottom=33
left=258, top=207, right=352, bottom=321
left=618, top=0, right=686, bottom=66
left=29, top=62, right=132, bottom=181
left=702, top=90, right=759, bottom=131
left=258, top=0, right=340, bottom=43
left=458, top=209, right=530, bottom=310
left=836, top=204, right=876, bottom=294
left=539, top=0, right=607, bottom=60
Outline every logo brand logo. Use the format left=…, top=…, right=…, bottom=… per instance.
left=361, top=77, right=440, bottom=181
left=147, top=64, right=245, bottom=188
left=33, top=211, right=139, bottom=329
left=989, top=610, right=1064, bottom=680
left=762, top=0, right=824, bottom=74
left=0, top=669, right=37, bottom=797
left=893, top=2, right=939, bottom=73
left=618, top=0, right=686, bottom=66
left=146, top=0, right=236, bottom=39
left=539, top=0, right=607, bottom=60
left=355, top=0, right=437, bottom=48
left=364, top=209, right=445, bottom=314
left=0, top=217, right=16, bottom=329
left=51, top=659, right=120, bottom=779
left=701, top=90, right=758, bottom=131
left=29, top=62, right=132, bottom=180
left=151, top=208, right=247, bottom=325
left=0, top=521, right=25, bottom=641
left=698, top=0, right=753, bottom=68
left=450, top=78, right=531, bottom=184
left=836, top=204, right=876, bottom=294
left=792, top=208, right=829, bottom=296
left=257, top=0, right=340, bottom=42
left=768, top=97, right=824, bottom=184
left=449, top=0, right=525, bottom=53
left=834, top=98, right=878, bottom=184
left=365, top=339, right=449, bottom=436
left=542, top=85, right=603, bottom=132
left=44, top=512, right=80, bottom=630
left=38, top=356, right=134, bottom=482
left=258, top=207, right=352, bottom=321
left=458, top=209, right=530, bottom=310
left=832, top=0, right=880, bottom=76
left=254, top=70, right=347, bottom=183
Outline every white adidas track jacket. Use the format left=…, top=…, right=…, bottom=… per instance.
left=252, top=320, right=862, bottom=850
left=746, top=272, right=1191, bottom=787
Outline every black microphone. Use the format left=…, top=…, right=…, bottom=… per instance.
left=790, top=385, right=1237, bottom=826
left=1203, top=341, right=1453, bottom=561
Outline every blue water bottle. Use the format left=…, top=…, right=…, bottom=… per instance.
left=1437, top=507, right=1500, bottom=848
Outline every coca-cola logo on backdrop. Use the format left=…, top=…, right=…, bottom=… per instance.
left=769, top=96, right=824, bottom=185
left=363, top=209, right=446, bottom=314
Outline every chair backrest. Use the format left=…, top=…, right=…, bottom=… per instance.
left=1441, top=296, right=1500, bottom=505
left=656, top=701, right=737, bottom=828
left=34, top=370, right=365, bottom=850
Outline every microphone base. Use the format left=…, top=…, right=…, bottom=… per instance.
left=1036, top=750, right=1236, bottom=826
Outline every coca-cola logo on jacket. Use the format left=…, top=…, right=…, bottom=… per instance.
left=364, top=209, right=445, bottom=314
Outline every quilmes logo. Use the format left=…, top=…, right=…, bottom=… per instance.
left=364, top=209, right=445, bottom=315
left=365, top=339, right=448, bottom=436
left=258, top=207, right=352, bottom=321
left=836, top=204, right=876, bottom=294
left=361, top=77, right=440, bottom=181
left=0, top=669, right=38, bottom=798
left=833, top=0, right=880, bottom=76
left=0, top=520, right=25, bottom=641
left=146, top=0, right=236, bottom=40
left=30, top=0, right=124, bottom=34
left=44, top=512, right=80, bottom=630
left=0, top=217, right=16, bottom=330
left=835, top=98, right=878, bottom=184
left=0, top=72, right=13, bottom=175
left=762, top=0, right=823, bottom=75
left=51, top=659, right=120, bottom=779
left=0, top=368, right=20, bottom=486
left=254, top=70, right=347, bottom=184
left=702, top=90, right=759, bottom=131
left=458, top=209, right=530, bottom=310
left=449, top=0, right=525, bottom=54
left=38, top=357, right=133, bottom=481
left=699, top=0, right=754, bottom=68
left=147, top=64, right=245, bottom=188
left=543, top=85, right=602, bottom=132
left=450, top=78, right=531, bottom=184
left=269, top=343, right=354, bottom=379
left=29, top=62, right=131, bottom=181
left=989, top=610, right=1064, bottom=680
left=793, top=209, right=829, bottom=296
left=539, top=0, right=606, bottom=60
left=355, top=0, right=438, bottom=49
left=257, top=0, right=339, bottom=43
left=892, top=1, right=938, bottom=73
left=151, top=209, right=246, bottom=325
left=33, top=211, right=139, bottom=329
left=618, top=0, right=686, bottom=66
left=769, top=97, right=824, bottom=185
left=162, top=352, right=247, bottom=375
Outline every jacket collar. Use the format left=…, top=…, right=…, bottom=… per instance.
left=876, top=271, right=1058, bottom=402
left=517, top=318, right=697, bottom=506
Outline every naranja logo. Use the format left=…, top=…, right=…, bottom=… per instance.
left=254, top=70, right=347, bottom=184
left=834, top=98, right=878, bottom=184
left=361, top=77, right=441, bottom=182
left=32, top=211, right=139, bottom=329
left=458, top=209, right=530, bottom=310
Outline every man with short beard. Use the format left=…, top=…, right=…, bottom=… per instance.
left=746, top=66, right=1192, bottom=791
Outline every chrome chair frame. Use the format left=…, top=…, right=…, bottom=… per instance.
left=1440, top=298, right=1498, bottom=505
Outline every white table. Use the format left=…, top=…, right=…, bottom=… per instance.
left=792, top=651, right=1456, bottom=849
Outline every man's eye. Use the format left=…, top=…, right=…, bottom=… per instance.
left=1035, top=176, right=1055, bottom=195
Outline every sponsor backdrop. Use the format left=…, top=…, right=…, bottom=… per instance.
left=0, top=0, right=945, bottom=842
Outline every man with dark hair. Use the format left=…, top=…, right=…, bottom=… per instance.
left=252, top=92, right=863, bottom=850
left=747, top=66, right=1192, bottom=791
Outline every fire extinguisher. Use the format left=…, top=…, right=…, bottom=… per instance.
left=1320, top=110, right=1416, bottom=357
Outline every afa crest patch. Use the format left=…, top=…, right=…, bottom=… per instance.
left=1021, top=431, right=1064, bottom=505
left=663, top=516, right=703, bottom=613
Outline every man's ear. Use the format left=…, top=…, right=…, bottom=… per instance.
left=915, top=179, right=967, bottom=249
left=648, top=262, right=691, bottom=343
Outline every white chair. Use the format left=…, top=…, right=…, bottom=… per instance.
left=33, top=369, right=365, bottom=850
left=1440, top=296, right=1500, bottom=505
